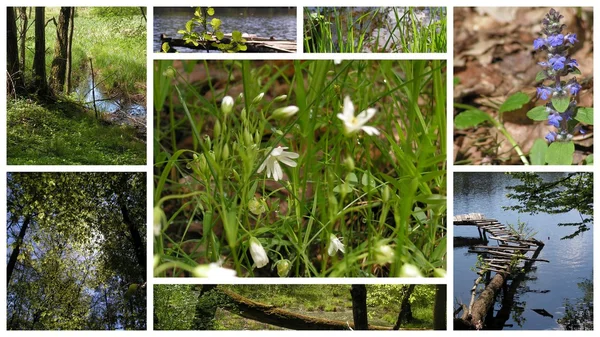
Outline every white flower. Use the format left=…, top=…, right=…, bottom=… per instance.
left=193, top=262, right=237, bottom=278
left=328, top=234, right=345, bottom=256
left=221, top=96, right=234, bottom=115
left=257, top=146, right=299, bottom=181
left=334, top=59, right=343, bottom=65
left=249, top=237, right=269, bottom=268
left=336, top=96, right=380, bottom=135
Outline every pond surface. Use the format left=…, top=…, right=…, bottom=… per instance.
left=454, top=172, right=593, bottom=330
left=154, top=8, right=296, bottom=52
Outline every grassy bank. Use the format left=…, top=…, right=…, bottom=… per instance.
left=7, top=99, right=145, bottom=165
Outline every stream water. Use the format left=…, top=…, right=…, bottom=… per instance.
left=454, top=172, right=593, bottom=330
left=74, top=74, right=146, bottom=121
left=154, top=8, right=296, bottom=52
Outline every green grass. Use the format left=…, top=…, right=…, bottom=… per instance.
left=304, top=7, right=446, bottom=53
left=154, top=59, right=446, bottom=278
left=7, top=98, right=145, bottom=165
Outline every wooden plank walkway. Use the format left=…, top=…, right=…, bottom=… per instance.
left=160, top=33, right=296, bottom=53
left=454, top=212, right=548, bottom=317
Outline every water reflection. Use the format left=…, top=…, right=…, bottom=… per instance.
left=454, top=172, right=593, bottom=330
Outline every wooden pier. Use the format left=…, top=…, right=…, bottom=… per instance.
left=160, top=33, right=296, bottom=53
left=454, top=213, right=548, bottom=330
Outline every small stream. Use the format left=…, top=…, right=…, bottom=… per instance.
left=73, top=73, right=146, bottom=128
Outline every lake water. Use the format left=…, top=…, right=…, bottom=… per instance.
left=454, top=172, right=593, bottom=330
left=154, top=8, right=296, bottom=52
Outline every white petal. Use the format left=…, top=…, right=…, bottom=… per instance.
left=337, top=112, right=349, bottom=122
left=266, top=159, right=273, bottom=178
left=271, top=146, right=285, bottom=156
left=273, top=161, right=283, bottom=181
left=343, top=96, right=355, bottom=119
left=338, top=242, right=345, bottom=254
left=278, top=156, right=297, bottom=167
left=356, top=108, right=377, bottom=124
left=281, top=151, right=299, bottom=159
left=328, top=244, right=336, bottom=256
left=257, top=160, right=267, bottom=173
left=361, top=126, right=380, bottom=135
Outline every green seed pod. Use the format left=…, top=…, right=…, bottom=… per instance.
left=277, top=259, right=291, bottom=277
left=382, top=185, right=391, bottom=202
left=222, top=143, right=230, bottom=161
left=214, top=120, right=222, bottom=139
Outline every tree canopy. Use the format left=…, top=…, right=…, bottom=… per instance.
left=6, top=172, right=146, bottom=330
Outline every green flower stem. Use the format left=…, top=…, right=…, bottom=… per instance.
left=492, top=119, right=530, bottom=165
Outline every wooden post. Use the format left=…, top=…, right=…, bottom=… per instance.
left=89, top=57, right=98, bottom=119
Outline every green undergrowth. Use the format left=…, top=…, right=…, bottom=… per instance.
left=7, top=98, right=145, bottom=165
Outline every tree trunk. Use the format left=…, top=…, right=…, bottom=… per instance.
left=7, top=7, right=24, bottom=94
left=433, top=285, right=447, bottom=330
left=117, top=191, right=146, bottom=281
left=33, top=7, right=49, bottom=96
left=217, top=288, right=389, bottom=330
left=350, top=284, right=369, bottom=330
left=7, top=216, right=30, bottom=285
left=18, top=7, right=28, bottom=76
left=50, top=7, right=71, bottom=94
left=66, top=7, right=75, bottom=93
left=393, top=284, right=416, bottom=329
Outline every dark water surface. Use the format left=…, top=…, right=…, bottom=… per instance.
left=154, top=8, right=296, bottom=52
left=454, top=172, right=593, bottom=330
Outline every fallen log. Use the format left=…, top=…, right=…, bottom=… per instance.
left=219, top=288, right=390, bottom=330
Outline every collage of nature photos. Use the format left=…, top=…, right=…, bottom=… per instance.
left=2, top=4, right=595, bottom=334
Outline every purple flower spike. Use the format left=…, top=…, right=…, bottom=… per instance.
left=537, top=87, right=553, bottom=100
left=545, top=132, right=557, bottom=142
left=549, top=55, right=566, bottom=70
left=548, top=34, right=564, bottom=47
left=565, top=33, right=578, bottom=44
left=533, top=38, right=545, bottom=50
left=567, top=58, right=578, bottom=68
left=548, top=112, right=563, bottom=128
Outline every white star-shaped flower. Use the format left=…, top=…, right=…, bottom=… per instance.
left=336, top=96, right=380, bottom=135
left=328, top=234, right=345, bottom=256
left=257, top=146, right=299, bottom=181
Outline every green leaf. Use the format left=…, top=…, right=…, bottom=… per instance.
left=185, top=20, right=193, bottom=33
left=571, top=67, right=582, bottom=75
left=585, top=154, right=593, bottom=165
left=211, top=18, right=221, bottom=30
left=454, top=110, right=492, bottom=129
left=526, top=106, right=549, bottom=121
left=333, top=183, right=352, bottom=194
left=529, top=139, right=548, bottom=165
left=535, top=71, right=548, bottom=82
left=177, top=29, right=186, bottom=35
left=552, top=96, right=570, bottom=113
left=232, top=30, right=242, bottom=42
left=346, top=173, right=358, bottom=186
left=545, top=141, right=574, bottom=165
left=161, top=42, right=170, bottom=53
left=207, top=7, right=215, bottom=16
left=203, top=33, right=213, bottom=41
left=238, top=44, right=247, bottom=51
left=499, top=92, right=529, bottom=113
left=216, top=31, right=225, bottom=40
left=194, top=7, right=201, bottom=17
left=575, top=107, right=593, bottom=125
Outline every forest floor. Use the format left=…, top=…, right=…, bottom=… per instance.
left=453, top=7, right=593, bottom=165
left=213, top=285, right=433, bottom=330
left=7, top=99, right=146, bottom=165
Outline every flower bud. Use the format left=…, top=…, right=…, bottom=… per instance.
left=382, top=185, right=391, bottom=202
left=214, top=120, right=221, bottom=139
left=343, top=156, right=355, bottom=171
left=374, top=244, right=395, bottom=264
left=249, top=237, right=269, bottom=268
left=248, top=197, right=266, bottom=215
left=273, top=94, right=288, bottom=102
left=153, top=206, right=166, bottom=236
left=252, top=92, right=265, bottom=104
left=222, top=143, right=230, bottom=160
left=277, top=259, right=291, bottom=277
left=163, top=67, right=176, bottom=79
left=221, top=96, right=234, bottom=115
left=398, top=263, right=423, bottom=277
left=272, top=105, right=299, bottom=119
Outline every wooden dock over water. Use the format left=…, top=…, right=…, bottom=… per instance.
left=160, top=33, right=296, bottom=53
left=454, top=213, right=548, bottom=329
